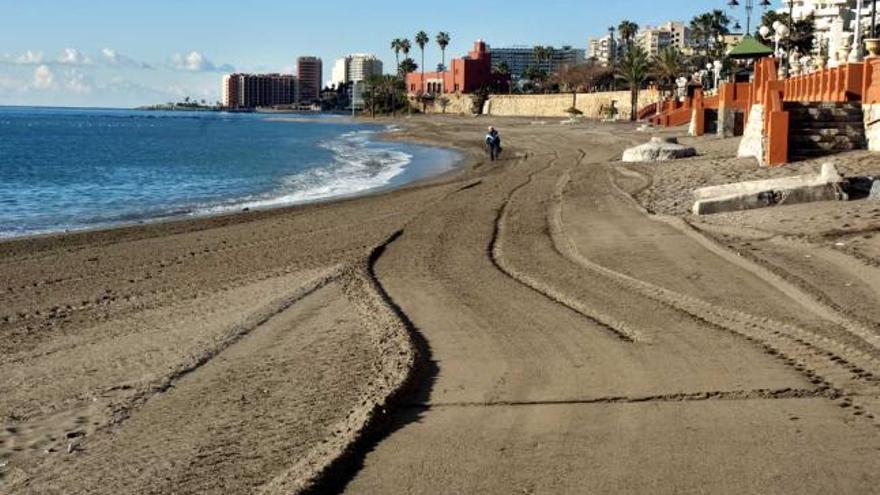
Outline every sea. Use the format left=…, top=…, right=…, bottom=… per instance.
left=0, top=107, right=460, bottom=238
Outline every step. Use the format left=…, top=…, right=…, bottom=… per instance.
left=787, top=110, right=864, bottom=121
left=789, top=122, right=865, bottom=131
left=789, top=142, right=866, bottom=155
left=790, top=128, right=865, bottom=139
left=784, top=102, right=862, bottom=110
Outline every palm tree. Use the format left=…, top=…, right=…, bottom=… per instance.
left=415, top=31, right=429, bottom=95
left=399, top=39, right=412, bottom=75
left=493, top=61, right=512, bottom=94
left=618, top=20, right=639, bottom=50
left=436, top=31, right=451, bottom=93
left=690, top=10, right=730, bottom=64
left=653, top=47, right=685, bottom=101
left=391, top=39, right=404, bottom=74
left=616, top=45, right=652, bottom=121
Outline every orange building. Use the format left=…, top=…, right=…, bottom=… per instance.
left=406, top=40, right=508, bottom=95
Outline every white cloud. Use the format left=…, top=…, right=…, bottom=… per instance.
left=17, top=50, right=44, bottom=65
left=100, top=48, right=151, bottom=69
left=0, top=50, right=44, bottom=65
left=32, top=65, right=54, bottom=89
left=58, top=48, right=93, bottom=66
left=169, top=51, right=233, bottom=72
left=64, top=69, right=92, bottom=93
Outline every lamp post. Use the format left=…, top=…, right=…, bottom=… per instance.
left=866, top=0, right=880, bottom=57
left=853, top=0, right=865, bottom=61
left=727, top=0, right=772, bottom=35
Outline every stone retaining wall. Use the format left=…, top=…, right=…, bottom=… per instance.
left=483, top=90, right=662, bottom=120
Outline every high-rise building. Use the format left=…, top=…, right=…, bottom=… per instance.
left=297, top=56, right=323, bottom=104
left=660, top=21, right=692, bottom=52
left=330, top=54, right=384, bottom=108
left=488, top=45, right=586, bottom=79
left=588, top=34, right=618, bottom=66
left=221, top=73, right=297, bottom=109
left=634, top=21, right=693, bottom=57
left=636, top=26, right=674, bottom=57
left=331, top=54, right=383, bottom=86
left=222, top=74, right=240, bottom=108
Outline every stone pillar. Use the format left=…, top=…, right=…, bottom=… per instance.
left=717, top=108, right=737, bottom=137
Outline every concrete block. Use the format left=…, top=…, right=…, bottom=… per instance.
left=622, top=137, right=696, bottom=163
left=870, top=180, right=880, bottom=200
left=737, top=104, right=765, bottom=163
left=693, top=163, right=847, bottom=215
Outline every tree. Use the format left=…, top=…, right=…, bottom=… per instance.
left=757, top=11, right=815, bottom=54
left=399, top=39, right=412, bottom=75
left=523, top=65, right=548, bottom=93
left=399, top=58, right=418, bottom=75
left=616, top=45, right=652, bottom=121
left=391, top=39, right=404, bottom=74
left=618, top=20, right=640, bottom=49
left=362, top=74, right=406, bottom=117
left=653, top=47, right=686, bottom=100
left=493, top=62, right=512, bottom=94
left=415, top=31, right=429, bottom=94
left=436, top=31, right=451, bottom=93
left=690, top=10, right=731, bottom=64
left=532, top=46, right=555, bottom=92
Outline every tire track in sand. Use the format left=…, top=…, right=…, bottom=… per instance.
left=547, top=158, right=880, bottom=425
left=488, top=150, right=639, bottom=343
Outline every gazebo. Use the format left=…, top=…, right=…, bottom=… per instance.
left=727, top=35, right=774, bottom=60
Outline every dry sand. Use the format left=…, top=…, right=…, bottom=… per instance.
left=1, top=116, right=879, bottom=494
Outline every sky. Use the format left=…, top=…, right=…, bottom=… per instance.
left=0, top=0, right=785, bottom=108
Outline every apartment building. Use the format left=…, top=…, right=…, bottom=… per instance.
left=297, top=56, right=323, bottom=104
left=221, top=73, right=297, bottom=109
left=636, top=26, right=674, bottom=57
left=331, top=54, right=383, bottom=86
left=588, top=34, right=618, bottom=66
left=488, top=45, right=586, bottom=79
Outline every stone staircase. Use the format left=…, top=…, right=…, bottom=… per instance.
left=785, top=102, right=867, bottom=161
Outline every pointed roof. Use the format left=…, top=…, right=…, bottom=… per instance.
left=728, top=35, right=774, bottom=59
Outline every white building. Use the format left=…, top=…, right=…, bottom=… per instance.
left=777, top=0, right=880, bottom=61
left=635, top=21, right=693, bottom=57
left=330, top=54, right=384, bottom=87
left=330, top=54, right=383, bottom=107
left=588, top=34, right=618, bottom=66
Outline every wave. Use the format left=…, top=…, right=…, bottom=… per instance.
left=0, top=124, right=421, bottom=239
left=195, top=129, right=413, bottom=214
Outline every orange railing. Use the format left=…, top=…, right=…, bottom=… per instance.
left=783, top=63, right=865, bottom=103
left=651, top=57, right=880, bottom=166
left=637, top=101, right=659, bottom=120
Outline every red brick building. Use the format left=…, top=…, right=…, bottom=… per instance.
left=406, top=40, right=508, bottom=95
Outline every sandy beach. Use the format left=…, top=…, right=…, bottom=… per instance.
left=2, top=116, right=880, bottom=494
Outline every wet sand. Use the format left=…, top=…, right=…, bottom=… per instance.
left=1, top=116, right=879, bottom=494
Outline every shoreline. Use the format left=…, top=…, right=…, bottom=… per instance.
left=3, top=116, right=880, bottom=493
left=0, top=117, right=469, bottom=246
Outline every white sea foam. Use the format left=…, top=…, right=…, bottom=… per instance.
left=198, top=129, right=413, bottom=214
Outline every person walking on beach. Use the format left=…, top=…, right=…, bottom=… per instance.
left=485, top=126, right=502, bottom=161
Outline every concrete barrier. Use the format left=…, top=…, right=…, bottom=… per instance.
left=693, top=163, right=848, bottom=215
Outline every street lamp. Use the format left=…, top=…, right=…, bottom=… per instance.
left=712, top=59, right=724, bottom=89
left=727, top=0, right=772, bottom=35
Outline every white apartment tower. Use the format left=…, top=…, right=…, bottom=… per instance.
left=330, top=54, right=384, bottom=87
left=588, top=34, right=618, bottom=66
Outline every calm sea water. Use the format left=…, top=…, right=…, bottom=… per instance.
left=0, top=107, right=459, bottom=238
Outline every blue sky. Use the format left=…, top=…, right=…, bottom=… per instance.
left=0, top=0, right=784, bottom=107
